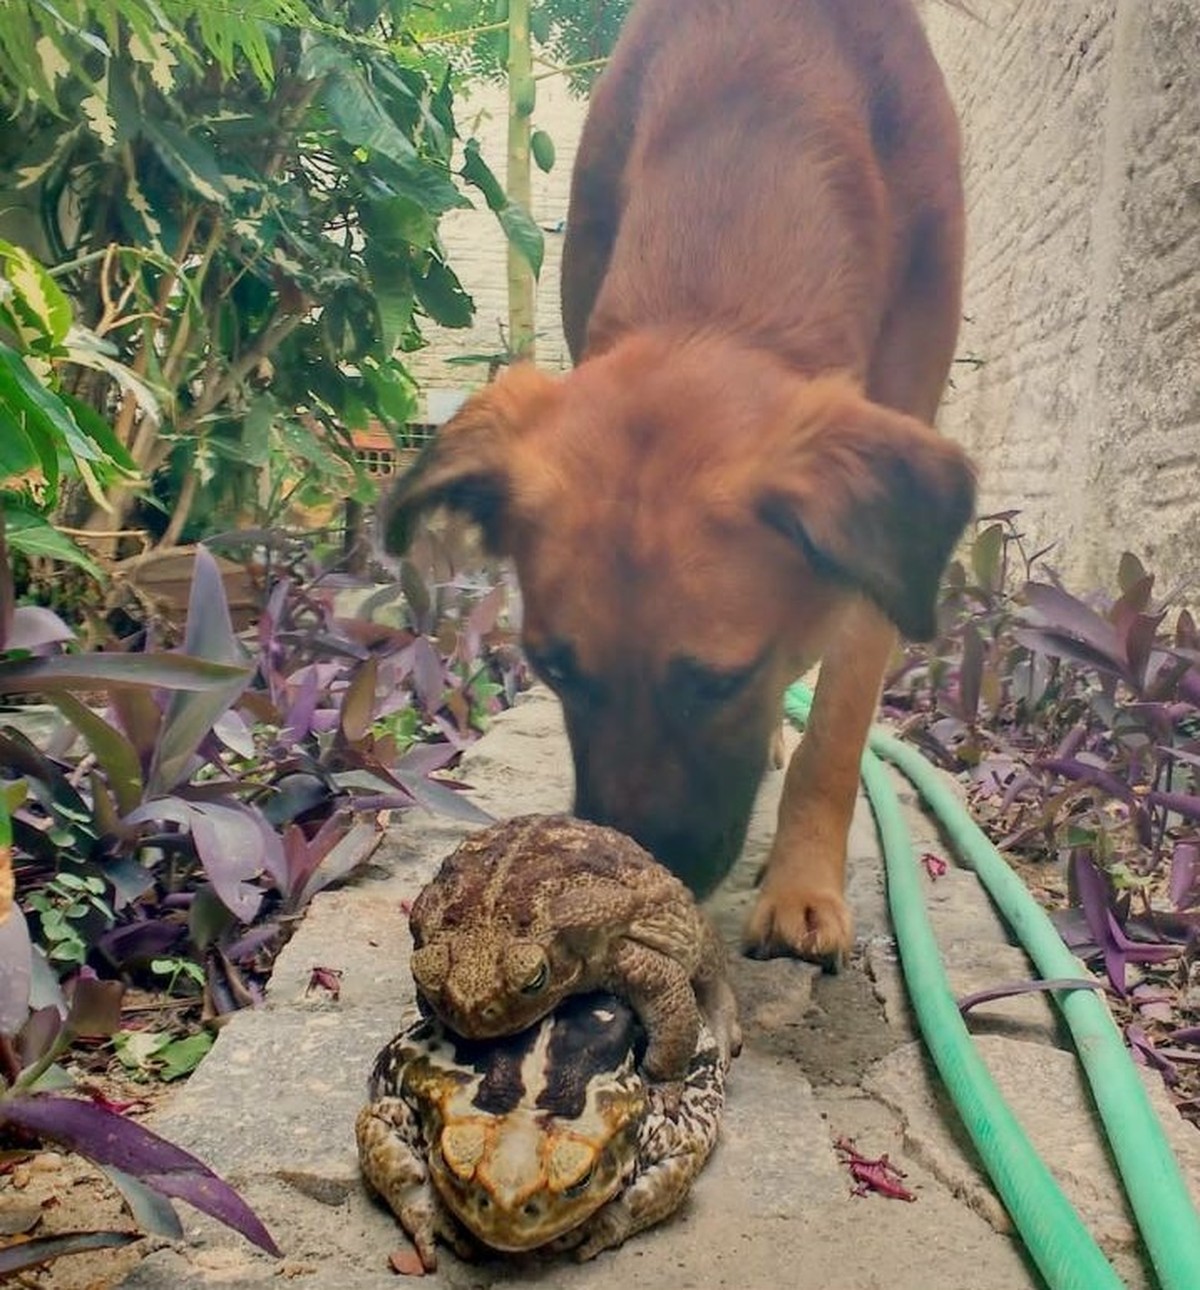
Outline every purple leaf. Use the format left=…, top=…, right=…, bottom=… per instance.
left=99, top=1164, right=184, bottom=1238
left=66, top=978, right=124, bottom=1038
left=392, top=769, right=492, bottom=823
left=282, top=664, right=321, bottom=743
left=462, top=583, right=507, bottom=660
left=394, top=742, right=461, bottom=776
left=1011, top=627, right=1130, bottom=682
left=49, top=691, right=144, bottom=814
left=958, top=977, right=1101, bottom=1015
left=19, top=1007, right=64, bottom=1067
left=0, top=652, right=252, bottom=696
left=1070, top=852, right=1177, bottom=996
left=1115, top=553, right=1150, bottom=598
left=6, top=605, right=75, bottom=651
left=1169, top=841, right=1200, bottom=909
left=431, top=712, right=470, bottom=751
left=0, top=908, right=33, bottom=1033
left=123, top=799, right=264, bottom=921
left=1148, top=791, right=1200, bottom=823
left=187, top=804, right=268, bottom=922
left=957, top=623, right=983, bottom=722
left=294, top=821, right=381, bottom=909
left=148, top=549, right=253, bottom=794
left=97, top=919, right=184, bottom=969
left=0, top=1096, right=281, bottom=1256
left=212, top=709, right=255, bottom=759
left=1131, top=985, right=1175, bottom=1024
left=339, top=657, right=378, bottom=744
left=1022, top=582, right=1121, bottom=649
left=223, top=922, right=282, bottom=963
left=1038, top=757, right=1135, bottom=803
left=407, top=636, right=446, bottom=713
left=1127, top=1025, right=1180, bottom=1086
left=187, top=547, right=248, bottom=667
left=1123, top=612, right=1166, bottom=690
left=0, top=1230, right=140, bottom=1275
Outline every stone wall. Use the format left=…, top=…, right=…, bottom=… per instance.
left=921, top=0, right=1200, bottom=591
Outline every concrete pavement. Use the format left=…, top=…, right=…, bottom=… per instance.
left=118, top=688, right=1200, bottom=1290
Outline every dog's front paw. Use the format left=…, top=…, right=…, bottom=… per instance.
left=742, top=882, right=852, bottom=969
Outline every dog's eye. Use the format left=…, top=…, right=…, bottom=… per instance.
left=527, top=642, right=584, bottom=694
left=670, top=657, right=757, bottom=708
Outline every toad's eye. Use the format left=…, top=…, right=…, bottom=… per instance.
left=562, top=1166, right=595, bottom=1199
left=520, top=961, right=549, bottom=995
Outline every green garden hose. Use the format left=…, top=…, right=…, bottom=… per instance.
left=783, top=684, right=1123, bottom=1290
left=854, top=702, right=1200, bottom=1290
left=785, top=683, right=1200, bottom=1290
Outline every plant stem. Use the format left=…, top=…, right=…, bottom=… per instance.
left=506, top=0, right=535, bottom=360
left=11, top=1028, right=74, bottom=1094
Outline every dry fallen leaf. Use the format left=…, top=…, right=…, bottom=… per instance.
left=388, top=1244, right=427, bottom=1276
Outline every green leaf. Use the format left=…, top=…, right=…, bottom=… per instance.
left=0, top=340, right=83, bottom=483
left=0, top=415, right=40, bottom=482
left=459, top=139, right=506, bottom=213
left=363, top=360, right=416, bottom=427
left=0, top=239, right=73, bottom=347
left=498, top=201, right=544, bottom=278
left=60, top=393, right=139, bottom=475
left=971, top=522, right=1005, bottom=593
left=322, top=68, right=465, bottom=214
left=64, top=334, right=162, bottom=429
left=3, top=511, right=104, bottom=578
left=50, top=692, right=144, bottom=814
left=0, top=652, right=252, bottom=696
left=156, top=1031, right=214, bottom=1080
left=241, top=394, right=276, bottom=468
left=363, top=194, right=438, bottom=253
left=142, top=118, right=229, bottom=205
left=148, top=547, right=250, bottom=794
left=413, top=255, right=473, bottom=329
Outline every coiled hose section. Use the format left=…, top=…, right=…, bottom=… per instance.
left=784, top=682, right=1200, bottom=1290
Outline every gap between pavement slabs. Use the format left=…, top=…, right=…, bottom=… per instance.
left=118, top=687, right=1200, bottom=1290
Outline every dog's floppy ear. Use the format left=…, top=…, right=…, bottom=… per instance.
left=758, top=380, right=976, bottom=640
left=379, top=363, right=559, bottom=556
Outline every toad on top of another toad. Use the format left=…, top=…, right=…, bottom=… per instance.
left=408, top=815, right=741, bottom=1084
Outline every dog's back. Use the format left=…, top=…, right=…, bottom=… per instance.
left=563, top=0, right=963, bottom=419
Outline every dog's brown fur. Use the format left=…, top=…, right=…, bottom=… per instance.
left=382, top=0, right=976, bottom=964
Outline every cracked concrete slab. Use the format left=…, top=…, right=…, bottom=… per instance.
left=118, top=687, right=1196, bottom=1290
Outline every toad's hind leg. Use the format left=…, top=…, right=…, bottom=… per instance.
left=355, top=1099, right=474, bottom=1270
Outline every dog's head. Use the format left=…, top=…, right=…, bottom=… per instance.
left=381, top=333, right=975, bottom=894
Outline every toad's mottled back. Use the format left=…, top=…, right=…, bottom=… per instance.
left=408, top=815, right=740, bottom=1083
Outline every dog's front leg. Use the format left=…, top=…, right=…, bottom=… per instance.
left=744, top=598, right=894, bottom=966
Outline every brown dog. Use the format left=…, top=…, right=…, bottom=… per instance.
left=382, top=0, right=975, bottom=965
